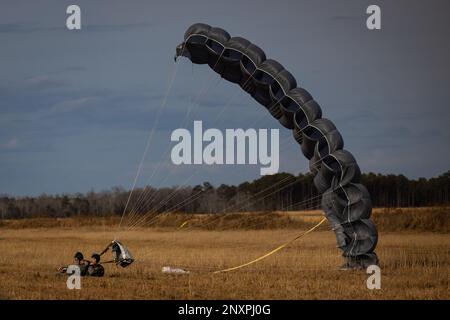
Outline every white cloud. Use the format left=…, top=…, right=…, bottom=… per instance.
left=50, top=97, right=99, bottom=112
left=23, top=75, right=65, bottom=89
left=1, top=138, right=18, bottom=149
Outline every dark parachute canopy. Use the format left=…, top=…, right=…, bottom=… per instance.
left=175, top=23, right=378, bottom=268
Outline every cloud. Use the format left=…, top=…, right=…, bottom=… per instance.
left=82, top=22, right=155, bottom=32
left=1, top=138, right=18, bottom=149
left=23, top=75, right=66, bottom=90
left=0, top=23, right=35, bottom=33
left=330, top=15, right=365, bottom=21
left=0, top=23, right=65, bottom=34
left=63, top=66, right=87, bottom=72
left=50, top=96, right=100, bottom=113
left=0, top=22, right=154, bottom=34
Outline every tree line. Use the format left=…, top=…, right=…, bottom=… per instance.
left=0, top=171, right=448, bottom=219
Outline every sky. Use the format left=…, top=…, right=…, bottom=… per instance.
left=1, top=0, right=449, bottom=196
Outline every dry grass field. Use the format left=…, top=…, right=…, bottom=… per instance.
left=0, top=208, right=448, bottom=300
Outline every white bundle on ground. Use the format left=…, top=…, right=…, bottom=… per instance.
left=162, top=266, right=190, bottom=274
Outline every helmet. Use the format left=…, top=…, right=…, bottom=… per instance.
left=91, top=253, right=101, bottom=263
left=74, top=251, right=84, bottom=261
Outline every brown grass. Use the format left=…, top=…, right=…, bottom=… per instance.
left=1, top=207, right=448, bottom=232
left=371, top=207, right=450, bottom=233
left=0, top=208, right=448, bottom=300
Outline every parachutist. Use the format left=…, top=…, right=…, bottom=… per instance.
left=58, top=251, right=90, bottom=275
left=87, top=253, right=105, bottom=277
left=58, top=251, right=104, bottom=277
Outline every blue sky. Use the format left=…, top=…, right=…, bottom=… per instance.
left=1, top=0, right=449, bottom=196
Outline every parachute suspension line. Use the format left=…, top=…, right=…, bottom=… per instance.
left=123, top=50, right=227, bottom=229
left=163, top=83, right=330, bottom=231
left=126, top=60, right=262, bottom=227
left=156, top=104, right=298, bottom=230
left=122, top=42, right=194, bottom=227
left=186, top=76, right=223, bottom=123
left=210, top=217, right=327, bottom=274
left=123, top=110, right=194, bottom=229
left=209, top=69, right=258, bottom=125
left=190, top=156, right=328, bottom=230
left=128, top=105, right=331, bottom=231
left=180, top=156, right=334, bottom=233
left=178, top=173, right=323, bottom=232
left=126, top=172, right=199, bottom=230
left=119, top=61, right=180, bottom=229
left=128, top=188, right=204, bottom=230
left=180, top=48, right=226, bottom=127
left=218, top=194, right=323, bottom=231
left=124, top=95, right=218, bottom=230
left=126, top=106, right=220, bottom=230
left=282, top=193, right=325, bottom=212
left=131, top=173, right=295, bottom=230
left=123, top=185, right=153, bottom=228
left=134, top=167, right=324, bottom=232
left=124, top=84, right=201, bottom=227
left=245, top=96, right=290, bottom=131
left=126, top=47, right=330, bottom=231
left=189, top=178, right=304, bottom=231
left=129, top=71, right=268, bottom=229
left=196, top=198, right=322, bottom=233
left=194, top=181, right=318, bottom=231
left=133, top=173, right=231, bottom=230
left=130, top=74, right=260, bottom=228
left=281, top=183, right=348, bottom=213
left=221, top=175, right=300, bottom=213
left=128, top=149, right=222, bottom=230
left=120, top=62, right=180, bottom=228
left=143, top=146, right=329, bottom=232
left=127, top=66, right=267, bottom=230
left=175, top=192, right=321, bottom=233
left=124, top=74, right=223, bottom=227
left=144, top=84, right=328, bottom=230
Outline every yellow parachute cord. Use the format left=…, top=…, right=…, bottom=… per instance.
left=212, top=217, right=327, bottom=274
left=179, top=220, right=189, bottom=229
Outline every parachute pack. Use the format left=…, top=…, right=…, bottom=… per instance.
left=100, top=240, right=134, bottom=268
left=111, top=240, right=134, bottom=268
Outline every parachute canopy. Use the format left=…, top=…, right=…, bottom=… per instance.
left=175, top=23, right=378, bottom=267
